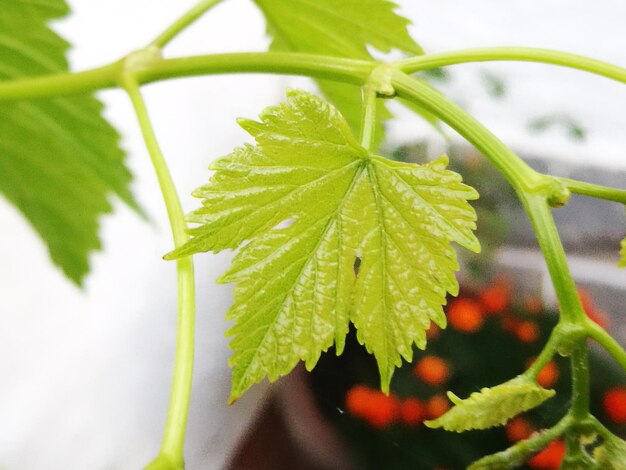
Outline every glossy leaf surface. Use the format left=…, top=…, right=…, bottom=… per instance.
left=169, top=90, right=478, bottom=401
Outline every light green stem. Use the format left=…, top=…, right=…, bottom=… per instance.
left=469, top=415, right=571, bottom=469
left=390, top=71, right=540, bottom=192
left=586, top=319, right=626, bottom=373
left=0, top=53, right=372, bottom=102
left=150, top=0, right=226, bottom=48
left=559, top=177, right=626, bottom=204
left=124, top=78, right=195, bottom=469
left=393, top=74, right=603, bottom=445
left=569, top=344, right=590, bottom=419
left=394, top=47, right=626, bottom=84
left=519, top=195, right=586, bottom=324
left=524, top=327, right=562, bottom=379
left=360, top=85, right=378, bottom=151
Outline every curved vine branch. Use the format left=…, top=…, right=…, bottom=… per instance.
left=394, top=47, right=626, bottom=84
left=123, top=76, right=196, bottom=470
left=150, top=0, right=226, bottom=49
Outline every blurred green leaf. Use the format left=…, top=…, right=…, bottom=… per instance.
left=0, top=0, right=137, bottom=283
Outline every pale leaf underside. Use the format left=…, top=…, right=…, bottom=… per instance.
left=169, top=90, right=478, bottom=401
left=0, top=0, right=136, bottom=283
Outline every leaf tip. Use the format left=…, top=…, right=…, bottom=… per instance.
left=162, top=251, right=177, bottom=261
left=237, top=117, right=262, bottom=137
left=423, top=418, right=439, bottom=429
left=227, top=394, right=238, bottom=406
left=446, top=391, right=462, bottom=405
left=379, top=374, right=392, bottom=396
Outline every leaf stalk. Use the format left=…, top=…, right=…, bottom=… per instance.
left=123, top=77, right=196, bottom=469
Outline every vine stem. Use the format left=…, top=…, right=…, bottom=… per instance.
left=394, top=47, right=626, bottom=84
left=392, top=73, right=587, bottom=323
left=393, top=74, right=605, bottom=436
left=524, top=326, right=562, bottom=379
left=2, top=46, right=625, bottom=102
left=470, top=415, right=572, bottom=469
left=519, top=195, right=586, bottom=324
left=559, top=177, right=626, bottom=204
left=124, top=78, right=195, bottom=469
left=360, top=85, right=378, bottom=151
left=150, top=0, right=225, bottom=49
left=569, top=344, right=590, bottom=419
left=586, top=319, right=626, bottom=372
left=390, top=71, right=539, bottom=192
left=0, top=53, right=372, bottom=102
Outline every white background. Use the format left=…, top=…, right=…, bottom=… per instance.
left=0, top=1, right=624, bottom=469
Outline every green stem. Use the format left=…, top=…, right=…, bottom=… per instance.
left=360, top=85, right=378, bottom=151
left=392, top=73, right=587, bottom=323
left=2, top=47, right=624, bottom=106
left=586, top=319, right=626, bottom=373
left=150, top=0, right=226, bottom=49
left=569, top=344, right=590, bottom=419
left=138, top=52, right=371, bottom=85
left=519, top=195, right=586, bottom=324
left=0, top=61, right=122, bottom=101
left=470, top=415, right=571, bottom=469
left=0, top=52, right=372, bottom=102
left=390, top=71, right=539, bottom=192
left=394, top=47, right=626, bottom=84
left=559, top=177, right=626, bottom=204
left=525, top=327, right=562, bottom=379
left=124, top=78, right=195, bottom=469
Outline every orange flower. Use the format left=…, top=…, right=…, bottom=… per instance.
left=414, top=355, right=450, bottom=386
left=603, top=386, right=626, bottom=424
left=536, top=361, right=559, bottom=388
left=528, top=440, right=565, bottom=469
left=399, top=397, right=424, bottom=426
left=345, top=385, right=374, bottom=418
left=345, top=385, right=400, bottom=428
left=364, top=392, right=400, bottom=429
left=505, top=416, right=534, bottom=442
left=424, top=394, right=451, bottom=420
left=447, top=298, right=484, bottom=333
left=515, top=321, right=539, bottom=343
left=479, top=277, right=511, bottom=313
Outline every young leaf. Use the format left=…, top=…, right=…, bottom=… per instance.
left=618, top=238, right=626, bottom=268
left=168, top=90, right=479, bottom=401
left=0, top=0, right=137, bottom=284
left=253, top=0, right=423, bottom=146
left=425, top=376, right=555, bottom=432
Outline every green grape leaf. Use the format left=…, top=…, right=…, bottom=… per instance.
left=593, top=433, right=626, bottom=469
left=167, top=90, right=479, bottom=402
left=253, top=0, right=424, bottom=147
left=618, top=238, right=626, bottom=268
left=425, top=376, right=555, bottom=432
left=0, top=0, right=137, bottom=284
